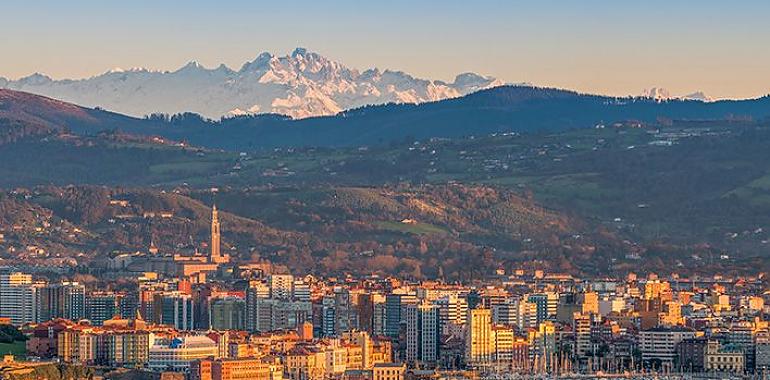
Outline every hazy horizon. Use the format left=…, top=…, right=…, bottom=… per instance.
left=2, top=0, right=770, bottom=99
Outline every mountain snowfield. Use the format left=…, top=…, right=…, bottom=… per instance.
left=0, top=48, right=505, bottom=119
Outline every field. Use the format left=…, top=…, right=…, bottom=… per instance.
left=0, top=341, right=26, bottom=358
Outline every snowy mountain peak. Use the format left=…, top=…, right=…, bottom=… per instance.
left=16, top=73, right=54, bottom=86
left=683, top=91, right=714, bottom=102
left=642, top=87, right=672, bottom=100
left=0, top=48, right=507, bottom=119
left=240, top=52, right=275, bottom=72
left=642, top=87, right=713, bottom=102
left=176, top=61, right=207, bottom=73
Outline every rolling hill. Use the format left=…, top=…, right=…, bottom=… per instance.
left=2, top=88, right=770, bottom=276
left=3, top=87, right=770, bottom=151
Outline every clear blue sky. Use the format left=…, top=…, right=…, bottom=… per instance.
left=2, top=0, right=769, bottom=99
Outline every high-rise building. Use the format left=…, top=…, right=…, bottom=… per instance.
left=209, top=296, right=246, bottom=331
left=405, top=302, right=440, bottom=366
left=333, top=288, right=355, bottom=335
left=384, top=292, right=417, bottom=338
left=527, top=293, right=558, bottom=325
left=39, top=282, right=86, bottom=322
left=491, top=325, right=522, bottom=369
left=435, top=295, right=468, bottom=336
left=755, top=332, right=770, bottom=372
left=245, top=284, right=270, bottom=332
left=727, top=321, right=756, bottom=371
left=357, top=293, right=375, bottom=335
left=372, top=295, right=386, bottom=336
left=269, top=275, right=294, bottom=300
left=158, top=292, right=195, bottom=330
left=573, top=313, right=592, bottom=360
left=245, top=295, right=310, bottom=333
left=579, top=292, right=599, bottom=315
left=292, top=279, right=311, bottom=302
left=598, top=296, right=626, bottom=316
left=85, top=292, right=121, bottom=326
left=321, top=295, right=336, bottom=337
left=0, top=272, right=40, bottom=325
left=119, top=293, right=139, bottom=319
left=492, top=297, right=527, bottom=329
left=465, top=308, right=493, bottom=368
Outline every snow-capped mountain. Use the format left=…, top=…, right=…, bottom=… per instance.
left=641, top=87, right=713, bottom=102
left=641, top=87, right=672, bottom=101
left=0, top=48, right=505, bottom=119
left=682, top=91, right=714, bottom=102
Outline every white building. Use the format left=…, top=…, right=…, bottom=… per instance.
left=148, top=335, right=218, bottom=372
left=640, top=327, right=696, bottom=365
left=0, top=272, right=40, bottom=325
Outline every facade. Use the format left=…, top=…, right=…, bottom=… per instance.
left=676, top=337, right=707, bottom=372
left=435, top=295, right=467, bottom=336
left=269, top=275, right=294, bottom=301
left=284, top=346, right=326, bottom=380
left=527, top=293, right=558, bottom=325
left=148, top=335, right=219, bottom=372
left=639, top=327, right=696, bottom=366
left=528, top=321, right=557, bottom=373
left=573, top=313, right=593, bottom=360
left=465, top=308, right=493, bottom=368
left=756, top=332, right=770, bottom=372
left=158, top=292, right=195, bottom=331
left=209, top=296, right=246, bottom=331
left=39, top=282, right=86, bottom=322
left=705, top=341, right=745, bottom=373
left=404, top=302, right=439, bottom=366
left=384, top=292, right=417, bottom=339
left=56, top=316, right=155, bottom=368
left=372, top=363, right=405, bottom=380
left=85, top=292, right=121, bottom=326
left=192, top=358, right=277, bottom=380
left=0, top=272, right=39, bottom=325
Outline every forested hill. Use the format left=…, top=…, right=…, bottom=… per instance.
left=3, top=87, right=770, bottom=150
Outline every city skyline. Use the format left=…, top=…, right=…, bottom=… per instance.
left=2, top=0, right=770, bottom=99
left=2, top=2, right=770, bottom=378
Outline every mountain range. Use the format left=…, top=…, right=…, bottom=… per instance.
left=641, top=87, right=714, bottom=102
left=0, top=48, right=504, bottom=119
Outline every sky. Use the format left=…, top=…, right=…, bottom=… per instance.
left=2, top=0, right=769, bottom=99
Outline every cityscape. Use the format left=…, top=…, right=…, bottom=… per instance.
left=2, top=1, right=770, bottom=380
left=0, top=206, right=768, bottom=379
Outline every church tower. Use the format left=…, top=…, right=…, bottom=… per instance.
left=210, top=205, right=221, bottom=263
